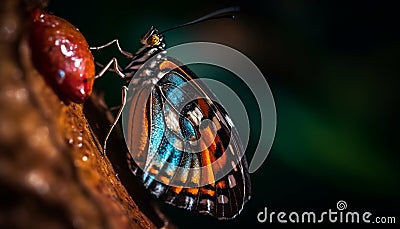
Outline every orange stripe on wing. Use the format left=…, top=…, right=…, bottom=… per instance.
left=172, top=186, right=183, bottom=194
left=200, top=187, right=216, bottom=197
left=216, top=180, right=226, bottom=189
left=200, top=133, right=217, bottom=186
left=127, top=88, right=150, bottom=166
left=197, top=98, right=209, bottom=116
left=186, top=187, right=199, bottom=196
left=210, top=135, right=230, bottom=177
left=201, top=125, right=218, bottom=162
left=200, top=148, right=214, bottom=185
left=159, top=60, right=194, bottom=80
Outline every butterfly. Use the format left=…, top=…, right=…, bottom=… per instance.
left=91, top=7, right=251, bottom=219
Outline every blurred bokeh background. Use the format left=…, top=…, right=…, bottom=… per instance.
left=48, top=0, right=399, bottom=227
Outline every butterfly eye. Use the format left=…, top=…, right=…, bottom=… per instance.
left=147, top=34, right=160, bottom=46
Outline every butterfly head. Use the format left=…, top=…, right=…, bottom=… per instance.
left=140, top=26, right=165, bottom=48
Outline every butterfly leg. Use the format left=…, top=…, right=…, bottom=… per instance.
left=94, top=57, right=126, bottom=79
left=90, top=39, right=133, bottom=58
left=94, top=61, right=122, bottom=74
left=103, top=85, right=128, bottom=156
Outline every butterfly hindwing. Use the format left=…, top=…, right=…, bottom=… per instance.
left=124, top=57, right=250, bottom=219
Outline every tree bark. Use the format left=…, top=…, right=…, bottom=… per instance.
left=0, top=1, right=173, bottom=228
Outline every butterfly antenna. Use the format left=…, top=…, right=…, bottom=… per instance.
left=159, top=6, right=240, bottom=34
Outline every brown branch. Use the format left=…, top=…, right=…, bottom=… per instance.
left=0, top=1, right=174, bottom=228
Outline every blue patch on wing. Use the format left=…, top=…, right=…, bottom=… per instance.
left=143, top=129, right=184, bottom=187
left=147, top=88, right=165, bottom=169
left=181, top=116, right=197, bottom=140
left=144, top=70, right=213, bottom=187
left=162, top=72, right=186, bottom=86
left=163, top=84, right=185, bottom=107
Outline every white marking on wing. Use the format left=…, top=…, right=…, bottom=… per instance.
left=165, top=111, right=180, bottom=132
left=228, top=174, right=237, bottom=188
left=217, top=195, right=229, bottom=204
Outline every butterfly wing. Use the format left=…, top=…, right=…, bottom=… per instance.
left=123, top=57, right=251, bottom=219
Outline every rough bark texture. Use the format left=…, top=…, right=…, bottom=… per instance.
left=0, top=1, right=173, bottom=228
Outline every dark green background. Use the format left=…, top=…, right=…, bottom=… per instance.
left=48, top=0, right=399, bottom=227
